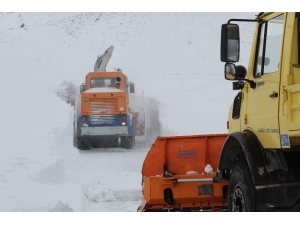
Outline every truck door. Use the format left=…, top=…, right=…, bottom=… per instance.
left=246, top=13, right=285, bottom=149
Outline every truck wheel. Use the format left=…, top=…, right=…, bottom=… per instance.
left=121, top=136, right=134, bottom=149
left=77, top=137, right=92, bottom=150
left=228, top=161, right=255, bottom=212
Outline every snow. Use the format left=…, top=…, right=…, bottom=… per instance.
left=0, top=3, right=291, bottom=224
left=204, top=164, right=214, bottom=174
left=186, top=171, right=199, bottom=175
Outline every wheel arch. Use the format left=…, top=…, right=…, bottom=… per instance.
left=218, top=130, right=268, bottom=184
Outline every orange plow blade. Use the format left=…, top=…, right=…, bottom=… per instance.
left=138, top=134, right=229, bottom=212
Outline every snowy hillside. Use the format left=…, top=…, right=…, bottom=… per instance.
left=0, top=12, right=257, bottom=213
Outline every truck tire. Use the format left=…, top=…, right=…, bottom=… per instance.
left=228, top=161, right=255, bottom=212
left=77, top=136, right=92, bottom=150
left=121, top=136, right=134, bottom=149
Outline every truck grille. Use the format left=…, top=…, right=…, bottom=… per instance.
left=89, top=115, right=119, bottom=125
left=89, top=98, right=118, bottom=114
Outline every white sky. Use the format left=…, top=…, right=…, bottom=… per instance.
left=1, top=0, right=293, bottom=12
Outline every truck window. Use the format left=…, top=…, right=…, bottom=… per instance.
left=91, top=78, right=116, bottom=88
left=255, top=14, right=284, bottom=77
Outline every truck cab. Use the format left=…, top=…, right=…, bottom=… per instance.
left=80, top=71, right=134, bottom=116
left=219, top=12, right=300, bottom=211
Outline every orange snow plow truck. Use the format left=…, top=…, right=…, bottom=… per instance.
left=73, top=45, right=145, bottom=150
left=138, top=134, right=229, bottom=212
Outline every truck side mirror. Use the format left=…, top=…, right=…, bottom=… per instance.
left=225, top=63, right=256, bottom=89
left=225, top=63, right=236, bottom=80
left=80, top=83, right=86, bottom=93
left=129, top=82, right=135, bottom=93
left=221, top=24, right=240, bottom=63
left=225, top=63, right=247, bottom=80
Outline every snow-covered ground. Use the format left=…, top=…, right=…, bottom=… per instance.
left=0, top=4, right=291, bottom=224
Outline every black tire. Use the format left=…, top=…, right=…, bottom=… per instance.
left=228, top=161, right=255, bottom=212
left=121, top=136, right=134, bottom=149
left=77, top=137, right=92, bottom=150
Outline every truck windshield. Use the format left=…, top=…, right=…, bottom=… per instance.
left=91, top=78, right=116, bottom=88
